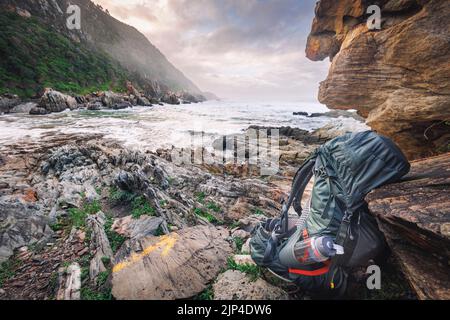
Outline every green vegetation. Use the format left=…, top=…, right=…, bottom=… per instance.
left=0, top=12, right=129, bottom=97
left=233, top=237, right=244, bottom=253
left=207, top=201, right=221, bottom=213
left=194, top=207, right=219, bottom=224
left=104, top=215, right=126, bottom=253
left=195, top=192, right=206, bottom=204
left=108, top=186, right=135, bottom=203
left=81, top=287, right=113, bottom=300
left=253, top=208, right=265, bottom=216
left=194, top=285, right=214, bottom=300
left=0, top=258, right=21, bottom=287
left=227, top=257, right=261, bottom=282
left=67, top=199, right=102, bottom=229
left=131, top=196, right=156, bottom=219
left=96, top=271, right=110, bottom=286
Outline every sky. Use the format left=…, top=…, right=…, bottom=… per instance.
left=95, top=0, right=330, bottom=102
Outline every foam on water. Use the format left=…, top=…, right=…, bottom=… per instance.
left=0, top=100, right=365, bottom=151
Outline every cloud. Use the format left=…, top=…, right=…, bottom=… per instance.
left=94, top=0, right=329, bottom=102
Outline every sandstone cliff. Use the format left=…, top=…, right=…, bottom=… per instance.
left=306, top=0, right=450, bottom=159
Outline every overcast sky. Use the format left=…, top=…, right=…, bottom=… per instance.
left=95, top=0, right=330, bottom=102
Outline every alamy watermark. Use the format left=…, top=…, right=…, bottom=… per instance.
left=367, top=5, right=382, bottom=30
left=66, top=5, right=81, bottom=30
left=170, top=127, right=280, bottom=176
left=366, top=265, right=381, bottom=290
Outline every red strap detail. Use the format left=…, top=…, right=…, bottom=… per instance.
left=288, top=261, right=331, bottom=276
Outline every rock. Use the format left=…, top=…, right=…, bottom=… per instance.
left=112, top=102, right=132, bottom=110
left=241, top=238, right=251, bottom=254
left=111, top=226, right=232, bottom=300
left=367, top=152, right=450, bottom=300
left=161, top=92, right=180, bottom=105
left=213, top=270, right=289, bottom=300
left=0, top=94, right=21, bottom=113
left=101, top=91, right=124, bottom=108
left=10, top=102, right=37, bottom=114
left=136, top=96, right=152, bottom=106
left=231, top=229, right=251, bottom=240
left=237, top=214, right=267, bottom=233
left=306, top=0, right=450, bottom=159
left=126, top=81, right=140, bottom=97
left=293, top=111, right=309, bottom=116
left=311, top=122, right=369, bottom=142
left=112, top=215, right=165, bottom=240
left=233, top=254, right=256, bottom=266
left=29, top=107, right=48, bottom=115
left=86, top=212, right=113, bottom=281
left=56, top=263, right=81, bottom=300
left=87, top=102, right=102, bottom=110
left=0, top=199, right=53, bottom=263
left=308, top=110, right=365, bottom=122
left=38, top=88, right=77, bottom=113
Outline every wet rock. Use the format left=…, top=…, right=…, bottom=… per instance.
left=137, top=96, right=152, bottom=107
left=112, top=226, right=232, bottom=300
left=367, top=153, right=450, bottom=300
left=161, top=92, right=180, bottom=105
left=213, top=270, right=289, bottom=300
left=38, top=88, right=77, bottom=113
left=101, top=91, right=124, bottom=108
left=29, top=106, right=48, bottom=115
left=87, top=102, right=102, bottom=110
left=112, top=102, right=132, bottom=110
left=0, top=94, right=21, bottom=113
left=10, top=102, right=37, bottom=114
left=293, top=112, right=309, bottom=116
left=308, top=110, right=365, bottom=122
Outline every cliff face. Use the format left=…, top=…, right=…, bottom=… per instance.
left=1, top=0, right=202, bottom=96
left=306, top=0, right=450, bottom=160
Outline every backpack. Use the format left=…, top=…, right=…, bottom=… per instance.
left=249, top=131, right=410, bottom=296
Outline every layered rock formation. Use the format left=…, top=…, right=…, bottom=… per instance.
left=367, top=152, right=450, bottom=299
left=306, top=0, right=450, bottom=159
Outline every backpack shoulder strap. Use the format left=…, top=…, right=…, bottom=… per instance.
left=262, top=151, right=317, bottom=264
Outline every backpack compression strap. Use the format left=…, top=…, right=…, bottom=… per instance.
left=262, top=152, right=317, bottom=264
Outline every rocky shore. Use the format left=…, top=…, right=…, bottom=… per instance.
left=0, top=82, right=207, bottom=116
left=1, top=119, right=438, bottom=300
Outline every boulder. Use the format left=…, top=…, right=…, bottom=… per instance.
left=111, top=215, right=165, bottom=240
left=29, top=106, right=48, bottom=115
left=111, top=226, right=232, bottom=300
left=10, top=102, right=37, bottom=113
left=306, top=0, right=450, bottom=159
left=367, top=152, right=450, bottom=300
left=161, top=92, right=180, bottom=105
left=136, top=96, right=152, bottom=106
left=112, top=102, right=132, bottom=110
left=0, top=94, right=21, bottom=113
left=101, top=91, right=124, bottom=108
left=87, top=102, right=102, bottom=110
left=38, top=88, right=77, bottom=113
left=213, top=270, right=289, bottom=300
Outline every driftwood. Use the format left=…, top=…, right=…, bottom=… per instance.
left=367, top=153, right=450, bottom=300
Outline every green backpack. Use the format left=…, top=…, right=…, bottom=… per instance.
left=250, top=131, right=410, bottom=296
